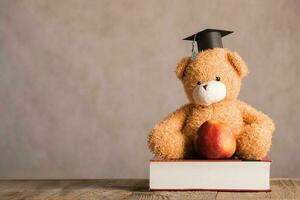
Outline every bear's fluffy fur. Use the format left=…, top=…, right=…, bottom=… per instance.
left=148, top=48, right=275, bottom=160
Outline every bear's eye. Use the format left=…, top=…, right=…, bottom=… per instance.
left=197, top=81, right=201, bottom=85
left=216, top=76, right=221, bottom=81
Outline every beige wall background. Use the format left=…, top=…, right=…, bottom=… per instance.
left=0, top=0, right=299, bottom=179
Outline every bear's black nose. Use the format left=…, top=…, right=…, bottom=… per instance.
left=203, top=84, right=208, bottom=90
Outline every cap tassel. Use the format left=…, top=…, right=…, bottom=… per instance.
left=191, top=34, right=197, bottom=60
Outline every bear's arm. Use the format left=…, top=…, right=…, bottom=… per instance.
left=147, top=104, right=192, bottom=159
left=236, top=100, right=275, bottom=160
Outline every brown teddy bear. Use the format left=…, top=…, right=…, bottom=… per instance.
left=148, top=47, right=275, bottom=160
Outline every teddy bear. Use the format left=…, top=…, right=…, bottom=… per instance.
left=148, top=47, right=275, bottom=160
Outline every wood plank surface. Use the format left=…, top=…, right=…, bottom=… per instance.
left=0, top=179, right=299, bottom=200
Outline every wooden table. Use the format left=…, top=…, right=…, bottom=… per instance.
left=0, top=179, right=299, bottom=199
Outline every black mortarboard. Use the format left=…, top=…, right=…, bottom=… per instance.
left=183, top=29, right=233, bottom=51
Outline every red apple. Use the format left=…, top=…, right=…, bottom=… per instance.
left=194, top=120, right=236, bottom=159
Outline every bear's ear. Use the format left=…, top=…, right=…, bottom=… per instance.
left=227, top=52, right=248, bottom=78
left=176, top=57, right=190, bottom=80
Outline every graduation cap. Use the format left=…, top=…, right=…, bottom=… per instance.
left=183, top=29, right=233, bottom=52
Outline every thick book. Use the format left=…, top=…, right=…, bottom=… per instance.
left=149, top=159, right=271, bottom=191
